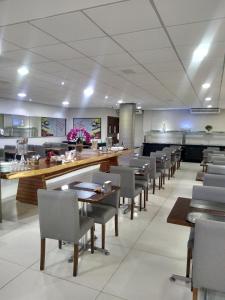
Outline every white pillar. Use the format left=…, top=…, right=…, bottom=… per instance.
left=119, top=103, right=136, bottom=148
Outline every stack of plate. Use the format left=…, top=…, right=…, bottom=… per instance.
left=0, top=162, right=13, bottom=173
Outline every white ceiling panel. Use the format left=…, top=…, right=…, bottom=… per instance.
left=0, top=23, right=57, bottom=48
left=31, top=61, right=70, bottom=74
left=93, top=53, right=136, bottom=68
left=0, top=39, right=21, bottom=52
left=31, top=44, right=84, bottom=60
left=131, top=48, right=178, bottom=63
left=168, top=19, right=225, bottom=47
left=110, top=64, right=148, bottom=75
left=114, top=28, right=170, bottom=52
left=146, top=60, right=183, bottom=73
left=31, top=11, right=105, bottom=42
left=68, top=37, right=123, bottom=57
left=85, top=0, right=161, bottom=35
left=154, top=0, right=225, bottom=26
left=3, top=49, right=49, bottom=64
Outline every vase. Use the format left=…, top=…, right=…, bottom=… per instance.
left=76, top=143, right=83, bottom=154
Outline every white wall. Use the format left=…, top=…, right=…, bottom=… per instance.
left=67, top=107, right=118, bottom=142
left=0, top=98, right=67, bottom=147
left=143, top=109, right=225, bottom=133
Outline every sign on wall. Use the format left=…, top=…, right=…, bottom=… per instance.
left=73, top=118, right=101, bottom=139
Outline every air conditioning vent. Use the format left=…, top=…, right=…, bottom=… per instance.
left=190, top=108, right=220, bottom=114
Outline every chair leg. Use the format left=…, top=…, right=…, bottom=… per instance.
left=186, top=248, right=192, bottom=278
left=58, top=240, right=62, bottom=249
left=90, top=227, right=94, bottom=254
left=101, top=224, right=105, bottom=249
left=122, top=197, right=125, bottom=204
left=115, top=214, right=118, bottom=236
left=73, top=244, right=79, bottom=277
left=40, top=238, right=46, bottom=271
left=153, top=179, right=155, bottom=194
left=144, top=188, right=146, bottom=209
left=192, top=288, right=198, bottom=300
left=163, top=172, right=165, bottom=184
left=139, top=192, right=142, bottom=211
left=131, top=198, right=134, bottom=220
left=146, top=186, right=149, bottom=201
left=158, top=177, right=161, bottom=190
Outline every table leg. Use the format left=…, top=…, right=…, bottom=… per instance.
left=0, top=179, right=2, bottom=223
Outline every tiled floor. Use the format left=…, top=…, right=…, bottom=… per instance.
left=0, top=163, right=224, bottom=299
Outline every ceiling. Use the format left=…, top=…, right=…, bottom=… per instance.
left=0, top=0, right=225, bottom=109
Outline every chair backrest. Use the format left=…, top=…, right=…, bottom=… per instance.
left=37, top=189, right=80, bottom=243
left=192, top=185, right=225, bottom=203
left=110, top=166, right=135, bottom=198
left=92, top=172, right=120, bottom=209
left=204, top=174, right=225, bottom=188
left=208, top=164, right=225, bottom=175
left=193, top=219, right=225, bottom=293
left=149, top=155, right=156, bottom=178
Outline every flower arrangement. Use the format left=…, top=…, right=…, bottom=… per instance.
left=67, top=128, right=91, bottom=144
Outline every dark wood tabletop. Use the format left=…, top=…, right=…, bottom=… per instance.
left=167, top=197, right=225, bottom=227
left=55, top=181, right=120, bottom=203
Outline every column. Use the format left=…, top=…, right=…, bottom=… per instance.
left=119, top=103, right=136, bottom=148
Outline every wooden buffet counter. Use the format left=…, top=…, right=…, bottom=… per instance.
left=0, top=149, right=132, bottom=218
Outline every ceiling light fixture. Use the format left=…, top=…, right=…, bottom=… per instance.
left=105, top=95, right=109, bottom=99
left=193, top=45, right=209, bottom=62
left=117, top=99, right=123, bottom=104
left=17, top=92, right=27, bottom=98
left=202, top=83, right=211, bottom=89
left=137, top=106, right=142, bottom=110
left=205, top=97, right=212, bottom=101
left=17, top=66, right=29, bottom=76
left=84, top=87, right=94, bottom=97
left=62, top=100, right=69, bottom=106
left=61, top=81, right=65, bottom=86
left=207, top=104, right=212, bottom=108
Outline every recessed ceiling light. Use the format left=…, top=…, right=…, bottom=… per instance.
left=193, top=45, right=209, bottom=62
left=17, top=92, right=27, bottom=98
left=84, top=87, right=94, bottom=97
left=61, top=81, right=65, bottom=86
left=137, top=106, right=142, bottom=110
left=62, top=100, right=69, bottom=106
left=117, top=99, right=123, bottom=104
left=207, top=104, right=212, bottom=108
left=105, top=95, right=109, bottom=99
left=205, top=97, right=212, bottom=101
left=202, top=83, right=211, bottom=89
left=17, top=66, right=29, bottom=76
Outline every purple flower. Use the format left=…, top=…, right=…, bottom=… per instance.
left=67, top=127, right=92, bottom=143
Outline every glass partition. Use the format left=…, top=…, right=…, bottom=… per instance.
left=0, top=114, right=66, bottom=138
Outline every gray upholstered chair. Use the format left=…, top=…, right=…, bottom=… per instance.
left=207, top=164, right=225, bottom=175
left=192, top=219, right=225, bottom=300
left=86, top=172, right=120, bottom=250
left=186, top=185, right=225, bottom=278
left=162, top=148, right=172, bottom=180
left=149, top=154, right=161, bottom=194
left=129, top=158, right=150, bottom=207
left=110, top=166, right=142, bottom=220
left=203, top=173, right=225, bottom=188
left=155, top=151, right=166, bottom=185
left=37, top=189, right=95, bottom=277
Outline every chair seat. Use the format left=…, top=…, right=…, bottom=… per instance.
left=79, top=216, right=94, bottom=239
left=135, top=179, right=148, bottom=188
left=87, top=204, right=116, bottom=224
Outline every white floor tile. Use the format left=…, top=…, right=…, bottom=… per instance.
left=0, top=269, right=98, bottom=300
left=0, top=258, right=25, bottom=288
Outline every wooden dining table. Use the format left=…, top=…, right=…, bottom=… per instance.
left=0, top=149, right=132, bottom=222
